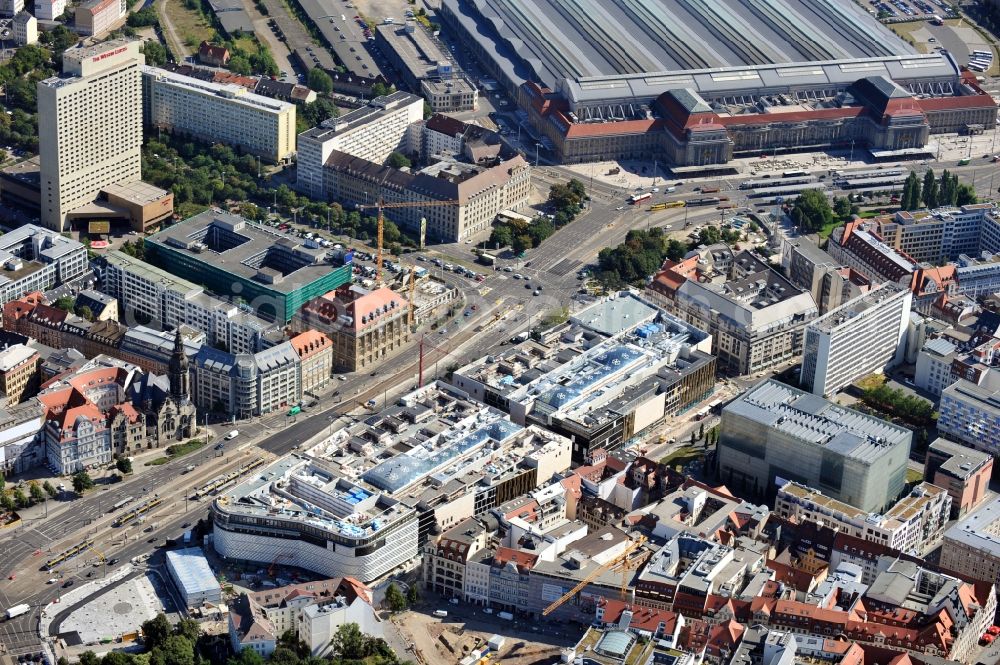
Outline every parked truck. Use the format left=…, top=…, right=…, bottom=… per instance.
left=433, top=609, right=449, bottom=618
left=5, top=603, right=30, bottom=620
left=497, top=611, right=513, bottom=621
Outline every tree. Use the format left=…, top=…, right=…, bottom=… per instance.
left=0, top=471, right=4, bottom=492
left=228, top=648, right=263, bottom=665
left=512, top=234, right=532, bottom=254
left=29, top=481, right=43, bottom=502
left=371, top=81, right=391, bottom=97
left=0, top=493, right=13, bottom=512
left=54, top=295, right=75, bottom=311
left=72, top=471, right=94, bottom=494
left=307, top=67, right=332, bottom=94
left=406, top=583, right=419, bottom=606
left=80, top=653, right=100, bottom=665
left=489, top=223, right=513, bottom=248
left=75, top=304, right=94, bottom=321
left=385, top=582, right=406, bottom=612
left=13, top=487, right=27, bottom=507
left=142, top=41, right=168, bottom=67
left=151, top=635, right=194, bottom=665
left=956, top=183, right=978, bottom=206
left=277, top=629, right=310, bottom=659
left=267, top=648, right=299, bottom=665
left=331, top=623, right=367, bottom=659
left=386, top=151, right=411, bottom=169
left=527, top=217, right=555, bottom=246
left=939, top=170, right=959, bottom=206
left=901, top=171, right=921, bottom=210
left=43, top=480, right=57, bottom=497
left=142, top=614, right=173, bottom=651
left=789, top=189, right=834, bottom=232
left=922, top=168, right=938, bottom=209
left=116, top=457, right=133, bottom=475
left=174, top=617, right=200, bottom=643
left=102, top=652, right=133, bottom=665
left=58, top=658, right=70, bottom=665
left=907, top=171, right=921, bottom=210
left=228, top=55, right=251, bottom=75
left=832, top=196, right=852, bottom=218
left=127, top=6, right=158, bottom=26
left=665, top=239, right=687, bottom=262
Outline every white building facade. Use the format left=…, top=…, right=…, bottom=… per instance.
left=800, top=284, right=912, bottom=397
left=142, top=66, right=296, bottom=163
left=38, top=40, right=144, bottom=232
left=296, top=91, right=424, bottom=199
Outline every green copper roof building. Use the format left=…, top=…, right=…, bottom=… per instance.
left=144, top=209, right=353, bottom=323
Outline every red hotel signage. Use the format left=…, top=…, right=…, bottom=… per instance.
left=92, top=46, right=128, bottom=63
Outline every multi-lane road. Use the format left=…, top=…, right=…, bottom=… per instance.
left=2, top=134, right=999, bottom=657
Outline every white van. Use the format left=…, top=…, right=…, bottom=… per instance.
left=225, top=430, right=239, bottom=440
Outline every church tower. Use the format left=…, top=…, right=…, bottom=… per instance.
left=169, top=328, right=190, bottom=401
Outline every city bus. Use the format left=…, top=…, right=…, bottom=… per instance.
left=629, top=192, right=652, bottom=205
left=782, top=169, right=809, bottom=178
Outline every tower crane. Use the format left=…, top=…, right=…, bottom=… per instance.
left=353, top=198, right=461, bottom=329
left=353, top=198, right=461, bottom=283
left=541, top=535, right=648, bottom=616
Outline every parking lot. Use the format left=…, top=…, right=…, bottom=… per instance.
left=869, top=0, right=956, bottom=20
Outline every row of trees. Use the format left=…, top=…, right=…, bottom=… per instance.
left=900, top=168, right=977, bottom=211
left=0, top=42, right=65, bottom=155
left=860, top=382, right=936, bottom=426
left=66, top=613, right=416, bottom=665
left=141, top=135, right=416, bottom=247
left=489, top=179, right=587, bottom=253
left=596, top=228, right=687, bottom=287
left=0, top=474, right=59, bottom=512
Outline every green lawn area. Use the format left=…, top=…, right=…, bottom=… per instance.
left=159, top=0, right=216, bottom=50
left=856, top=373, right=886, bottom=392
left=885, top=20, right=930, bottom=52
left=145, top=439, right=205, bottom=466
left=660, top=446, right=703, bottom=468
left=906, top=468, right=924, bottom=484
left=817, top=218, right=842, bottom=241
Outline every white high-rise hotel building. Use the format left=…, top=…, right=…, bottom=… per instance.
left=38, top=39, right=144, bottom=232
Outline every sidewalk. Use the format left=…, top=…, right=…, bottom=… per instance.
left=4, top=433, right=213, bottom=530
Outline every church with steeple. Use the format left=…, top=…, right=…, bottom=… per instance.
left=128, top=328, right=198, bottom=447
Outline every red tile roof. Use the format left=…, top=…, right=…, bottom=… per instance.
left=597, top=599, right=679, bottom=634
left=494, top=547, right=538, bottom=571
left=290, top=330, right=331, bottom=360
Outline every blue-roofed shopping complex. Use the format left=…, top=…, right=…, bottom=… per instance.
left=212, top=382, right=571, bottom=582
left=453, top=293, right=717, bottom=463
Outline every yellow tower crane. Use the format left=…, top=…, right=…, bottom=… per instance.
left=353, top=198, right=461, bottom=326
left=541, top=535, right=647, bottom=617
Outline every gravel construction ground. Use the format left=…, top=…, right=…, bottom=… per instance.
left=391, top=608, right=572, bottom=665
